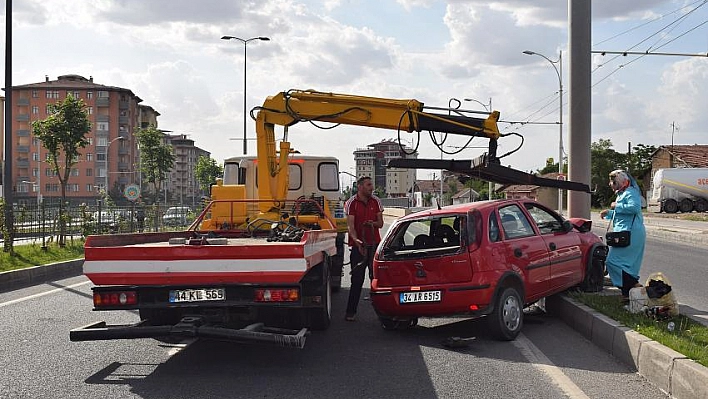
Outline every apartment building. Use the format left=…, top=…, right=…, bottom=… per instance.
left=353, top=139, right=417, bottom=197
left=165, top=134, right=210, bottom=207
left=9, top=74, right=155, bottom=206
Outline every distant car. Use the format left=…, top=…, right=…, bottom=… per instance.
left=92, top=209, right=132, bottom=231
left=370, top=199, right=608, bottom=341
left=162, top=206, right=191, bottom=226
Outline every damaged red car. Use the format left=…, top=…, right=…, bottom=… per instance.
left=370, top=199, right=607, bottom=340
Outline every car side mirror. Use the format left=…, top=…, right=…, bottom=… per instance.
left=562, top=220, right=573, bottom=233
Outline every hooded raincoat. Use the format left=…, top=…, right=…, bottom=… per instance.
left=603, top=175, right=646, bottom=287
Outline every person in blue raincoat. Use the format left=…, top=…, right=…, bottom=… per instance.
left=600, top=169, right=646, bottom=301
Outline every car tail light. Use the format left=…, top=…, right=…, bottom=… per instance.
left=93, top=291, right=138, bottom=307
left=254, top=288, right=299, bottom=302
left=469, top=304, right=479, bottom=311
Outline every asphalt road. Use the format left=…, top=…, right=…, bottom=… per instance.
left=0, top=270, right=669, bottom=398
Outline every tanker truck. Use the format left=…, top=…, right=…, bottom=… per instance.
left=648, top=168, right=708, bottom=213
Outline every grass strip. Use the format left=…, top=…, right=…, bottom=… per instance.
left=0, top=242, right=85, bottom=273
left=570, top=291, right=708, bottom=367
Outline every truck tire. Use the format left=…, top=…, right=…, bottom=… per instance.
left=487, top=287, right=523, bottom=341
left=679, top=198, right=694, bottom=213
left=308, top=260, right=332, bottom=330
left=663, top=199, right=678, bottom=213
left=695, top=199, right=708, bottom=213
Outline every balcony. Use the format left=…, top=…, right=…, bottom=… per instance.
left=17, top=98, right=30, bottom=106
left=96, top=115, right=110, bottom=122
left=16, top=129, right=30, bottom=137
left=118, top=147, right=129, bottom=155
left=17, top=145, right=29, bottom=153
left=96, top=98, right=110, bottom=107
left=16, top=114, right=30, bottom=122
left=118, top=176, right=129, bottom=185
left=119, top=100, right=129, bottom=109
left=119, top=116, right=129, bottom=124
left=17, top=159, right=30, bottom=168
left=118, top=162, right=129, bottom=170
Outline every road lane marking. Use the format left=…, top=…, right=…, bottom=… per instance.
left=512, top=333, right=591, bottom=399
left=165, top=338, right=198, bottom=357
left=0, top=281, right=91, bottom=308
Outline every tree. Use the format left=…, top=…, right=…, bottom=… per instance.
left=195, top=155, right=223, bottom=196
left=590, top=139, right=627, bottom=208
left=32, top=95, right=91, bottom=246
left=136, top=126, right=176, bottom=205
left=627, top=144, right=657, bottom=193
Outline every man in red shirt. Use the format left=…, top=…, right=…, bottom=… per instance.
left=344, top=176, right=384, bottom=321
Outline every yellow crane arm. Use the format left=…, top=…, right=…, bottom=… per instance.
left=253, top=89, right=501, bottom=213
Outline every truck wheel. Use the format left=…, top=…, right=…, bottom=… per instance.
left=487, top=287, right=523, bottom=341
left=663, top=199, right=678, bottom=213
left=679, top=198, right=694, bottom=213
left=308, top=264, right=332, bottom=330
left=695, top=199, right=708, bottom=213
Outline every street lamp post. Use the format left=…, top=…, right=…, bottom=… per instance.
left=523, top=50, right=563, bottom=215
left=221, top=35, right=270, bottom=155
left=106, top=136, right=125, bottom=196
left=463, top=97, right=493, bottom=200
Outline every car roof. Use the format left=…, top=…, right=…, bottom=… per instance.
left=398, top=199, right=530, bottom=221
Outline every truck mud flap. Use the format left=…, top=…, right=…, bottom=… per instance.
left=70, top=317, right=309, bottom=349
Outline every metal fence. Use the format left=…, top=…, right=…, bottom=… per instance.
left=5, top=202, right=203, bottom=244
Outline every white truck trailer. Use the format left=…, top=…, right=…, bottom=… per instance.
left=648, top=168, right=708, bottom=213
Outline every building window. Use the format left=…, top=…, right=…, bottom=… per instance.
left=68, top=184, right=80, bottom=192
left=17, top=183, right=29, bottom=193
left=46, top=90, right=59, bottom=99
left=32, top=138, right=39, bottom=147
left=45, top=105, right=53, bottom=114
left=86, top=137, right=93, bottom=145
left=97, top=168, right=106, bottom=178
left=32, top=90, right=38, bottom=98
left=96, top=122, right=109, bottom=131
left=31, top=106, right=39, bottom=114
left=86, top=184, right=93, bottom=192
left=72, top=91, right=80, bottom=98
left=97, top=137, right=108, bottom=146
left=87, top=107, right=93, bottom=115
left=71, top=168, right=79, bottom=177
left=98, top=91, right=109, bottom=98
left=32, top=168, right=39, bottom=177
left=86, top=153, right=93, bottom=161
left=86, top=168, right=93, bottom=177
left=32, top=153, right=39, bottom=161
left=97, top=153, right=106, bottom=161
left=87, top=91, right=93, bottom=99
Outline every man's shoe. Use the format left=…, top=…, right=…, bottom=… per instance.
left=345, top=314, right=356, bottom=321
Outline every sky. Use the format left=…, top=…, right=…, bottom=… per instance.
left=2, top=0, right=707, bottom=186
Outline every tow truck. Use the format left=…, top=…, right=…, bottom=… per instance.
left=70, top=89, right=589, bottom=348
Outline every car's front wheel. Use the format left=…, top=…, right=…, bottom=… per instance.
left=488, top=287, right=523, bottom=341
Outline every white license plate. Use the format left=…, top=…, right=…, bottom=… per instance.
left=169, top=288, right=225, bottom=303
left=399, top=290, right=441, bottom=304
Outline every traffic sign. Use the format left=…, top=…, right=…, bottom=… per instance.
left=124, top=184, right=140, bottom=201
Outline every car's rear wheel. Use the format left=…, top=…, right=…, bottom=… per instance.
left=488, top=287, right=523, bottom=341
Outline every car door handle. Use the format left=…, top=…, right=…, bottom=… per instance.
left=513, top=248, right=522, bottom=257
left=549, top=243, right=557, bottom=251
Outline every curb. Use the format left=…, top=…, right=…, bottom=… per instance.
left=547, top=294, right=708, bottom=399
left=0, top=259, right=84, bottom=293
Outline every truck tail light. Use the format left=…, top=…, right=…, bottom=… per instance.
left=94, top=291, right=138, bottom=307
left=254, top=288, right=299, bottom=302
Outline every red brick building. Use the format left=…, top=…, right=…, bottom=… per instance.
left=9, top=74, right=157, bottom=206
